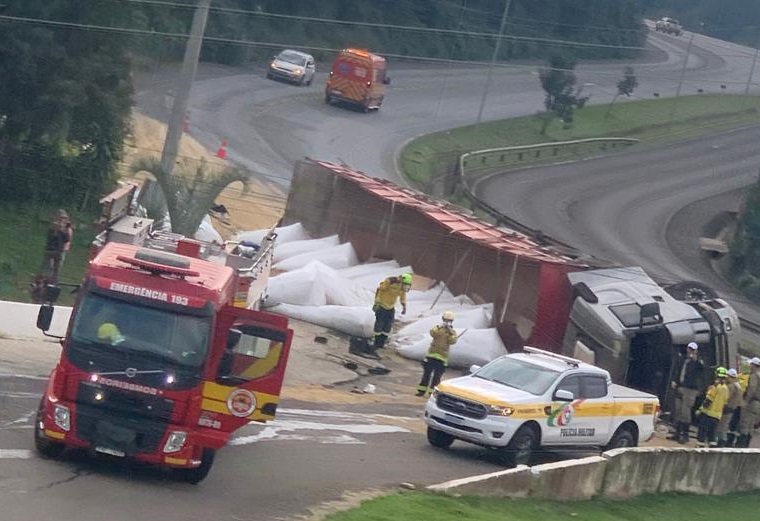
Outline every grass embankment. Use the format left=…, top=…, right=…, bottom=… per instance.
left=401, top=94, right=760, bottom=188
left=0, top=203, right=96, bottom=306
left=324, top=491, right=760, bottom=521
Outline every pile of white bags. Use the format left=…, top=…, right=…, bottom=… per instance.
left=237, top=223, right=507, bottom=368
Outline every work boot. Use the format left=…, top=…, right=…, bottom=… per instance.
left=666, top=425, right=680, bottom=441
left=678, top=424, right=690, bottom=444
left=415, top=391, right=425, bottom=397
left=726, top=433, right=736, bottom=447
left=736, top=434, right=749, bottom=448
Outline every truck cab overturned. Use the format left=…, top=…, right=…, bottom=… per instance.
left=34, top=184, right=292, bottom=483
left=561, top=267, right=739, bottom=409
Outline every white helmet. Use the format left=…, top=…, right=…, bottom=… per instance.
left=442, top=311, right=455, bottom=322
left=750, top=357, right=760, bottom=367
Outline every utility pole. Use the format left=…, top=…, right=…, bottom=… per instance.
left=670, top=31, right=694, bottom=120
left=744, top=34, right=760, bottom=97
left=474, top=0, right=513, bottom=144
left=160, top=0, right=212, bottom=175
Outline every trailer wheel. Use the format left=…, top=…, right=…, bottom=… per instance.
left=427, top=427, right=455, bottom=449
left=663, top=281, right=718, bottom=302
left=176, top=448, right=216, bottom=484
left=34, top=401, right=64, bottom=459
left=502, top=424, right=538, bottom=466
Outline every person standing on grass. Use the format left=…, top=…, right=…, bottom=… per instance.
left=41, top=210, right=69, bottom=284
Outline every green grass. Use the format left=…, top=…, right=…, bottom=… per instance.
left=400, top=94, right=760, bottom=188
left=324, top=491, right=760, bottom=521
left=0, top=202, right=96, bottom=306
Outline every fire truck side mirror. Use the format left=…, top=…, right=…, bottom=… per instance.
left=44, top=284, right=61, bottom=304
left=37, top=304, right=54, bottom=332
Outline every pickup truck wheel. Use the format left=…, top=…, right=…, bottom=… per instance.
left=427, top=427, right=455, bottom=449
left=176, top=448, right=216, bottom=484
left=504, top=425, right=538, bottom=466
left=34, top=402, right=64, bottom=459
left=607, top=427, right=636, bottom=449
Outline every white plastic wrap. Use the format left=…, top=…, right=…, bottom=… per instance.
left=266, top=261, right=373, bottom=307
left=273, top=235, right=340, bottom=263
left=266, top=303, right=375, bottom=338
left=235, top=222, right=310, bottom=245
left=397, top=305, right=493, bottom=338
left=275, top=242, right=359, bottom=272
left=194, top=215, right=224, bottom=244
left=396, top=328, right=508, bottom=369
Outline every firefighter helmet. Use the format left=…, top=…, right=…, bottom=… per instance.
left=400, top=273, right=412, bottom=285
left=442, top=311, right=455, bottom=322
left=716, top=366, right=727, bottom=378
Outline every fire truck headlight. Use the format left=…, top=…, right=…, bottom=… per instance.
left=164, top=431, right=187, bottom=453
left=53, top=404, right=71, bottom=431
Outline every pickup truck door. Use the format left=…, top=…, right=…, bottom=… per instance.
left=199, top=305, right=293, bottom=439
left=543, top=374, right=613, bottom=445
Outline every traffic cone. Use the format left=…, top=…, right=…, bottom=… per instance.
left=215, top=139, right=228, bottom=160
left=183, top=112, right=190, bottom=133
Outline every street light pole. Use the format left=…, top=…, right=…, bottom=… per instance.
left=744, top=38, right=760, bottom=97
left=474, top=0, right=513, bottom=144
left=160, top=0, right=212, bottom=175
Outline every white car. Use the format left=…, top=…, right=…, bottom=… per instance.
left=423, top=347, right=660, bottom=465
left=267, top=49, right=316, bottom=86
left=655, top=17, right=683, bottom=36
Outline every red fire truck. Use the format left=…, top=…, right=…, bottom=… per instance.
left=34, top=184, right=292, bottom=483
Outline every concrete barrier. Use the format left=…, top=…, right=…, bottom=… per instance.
left=428, top=466, right=533, bottom=497
left=530, top=456, right=607, bottom=501
left=0, top=300, right=71, bottom=339
left=429, top=447, right=760, bottom=501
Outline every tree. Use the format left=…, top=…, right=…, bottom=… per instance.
left=537, top=55, right=589, bottom=135
left=606, top=66, right=639, bottom=118
left=131, top=157, right=250, bottom=237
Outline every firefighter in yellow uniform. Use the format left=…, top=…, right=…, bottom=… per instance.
left=737, top=357, right=760, bottom=447
left=371, top=273, right=412, bottom=354
left=696, top=367, right=729, bottom=447
left=416, top=311, right=458, bottom=397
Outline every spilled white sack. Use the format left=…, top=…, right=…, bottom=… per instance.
left=396, top=328, right=508, bottom=369
left=235, top=222, right=310, bottom=245
left=195, top=215, right=224, bottom=244
left=275, top=242, right=359, bottom=271
left=267, top=261, right=372, bottom=308
left=274, top=235, right=340, bottom=263
left=266, top=303, right=375, bottom=338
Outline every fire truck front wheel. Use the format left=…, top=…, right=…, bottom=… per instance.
left=176, top=448, right=216, bottom=484
left=34, top=401, right=64, bottom=459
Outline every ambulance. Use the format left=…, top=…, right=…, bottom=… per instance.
left=424, top=347, right=660, bottom=466
left=324, top=48, right=390, bottom=112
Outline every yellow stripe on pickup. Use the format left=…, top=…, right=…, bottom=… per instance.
left=201, top=381, right=279, bottom=421
left=437, top=383, right=657, bottom=419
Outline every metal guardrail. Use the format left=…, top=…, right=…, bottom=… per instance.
left=453, top=138, right=639, bottom=259
left=459, top=138, right=640, bottom=179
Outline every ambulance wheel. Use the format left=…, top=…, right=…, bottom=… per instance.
left=427, top=427, right=455, bottom=449
left=503, top=424, right=538, bottom=466
left=606, top=424, right=636, bottom=450
left=176, top=448, right=216, bottom=484
left=34, top=401, right=64, bottom=459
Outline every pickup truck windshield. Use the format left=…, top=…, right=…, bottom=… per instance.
left=70, top=294, right=211, bottom=368
left=475, top=357, right=560, bottom=395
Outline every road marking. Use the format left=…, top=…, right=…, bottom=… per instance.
left=0, top=449, right=32, bottom=459
left=0, top=374, right=49, bottom=381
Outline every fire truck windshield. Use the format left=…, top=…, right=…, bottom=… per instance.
left=70, top=294, right=211, bottom=368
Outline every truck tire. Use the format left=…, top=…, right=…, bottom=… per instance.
left=427, top=427, right=455, bottom=449
left=663, top=281, right=718, bottom=302
left=34, top=401, right=64, bottom=459
left=606, top=425, right=636, bottom=450
left=176, top=448, right=216, bottom=484
left=503, top=424, right=538, bottom=466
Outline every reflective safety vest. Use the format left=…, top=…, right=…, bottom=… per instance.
left=701, top=382, right=728, bottom=420
left=426, top=324, right=457, bottom=364
left=374, top=277, right=406, bottom=310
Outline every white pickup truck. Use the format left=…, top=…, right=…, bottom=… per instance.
left=423, top=347, right=660, bottom=465
left=655, top=17, right=683, bottom=36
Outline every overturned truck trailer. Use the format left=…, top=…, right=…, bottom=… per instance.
left=561, top=267, right=740, bottom=405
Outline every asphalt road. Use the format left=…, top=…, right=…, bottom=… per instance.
left=52, top=23, right=756, bottom=521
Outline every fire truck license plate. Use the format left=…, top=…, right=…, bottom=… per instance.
left=95, top=446, right=126, bottom=457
